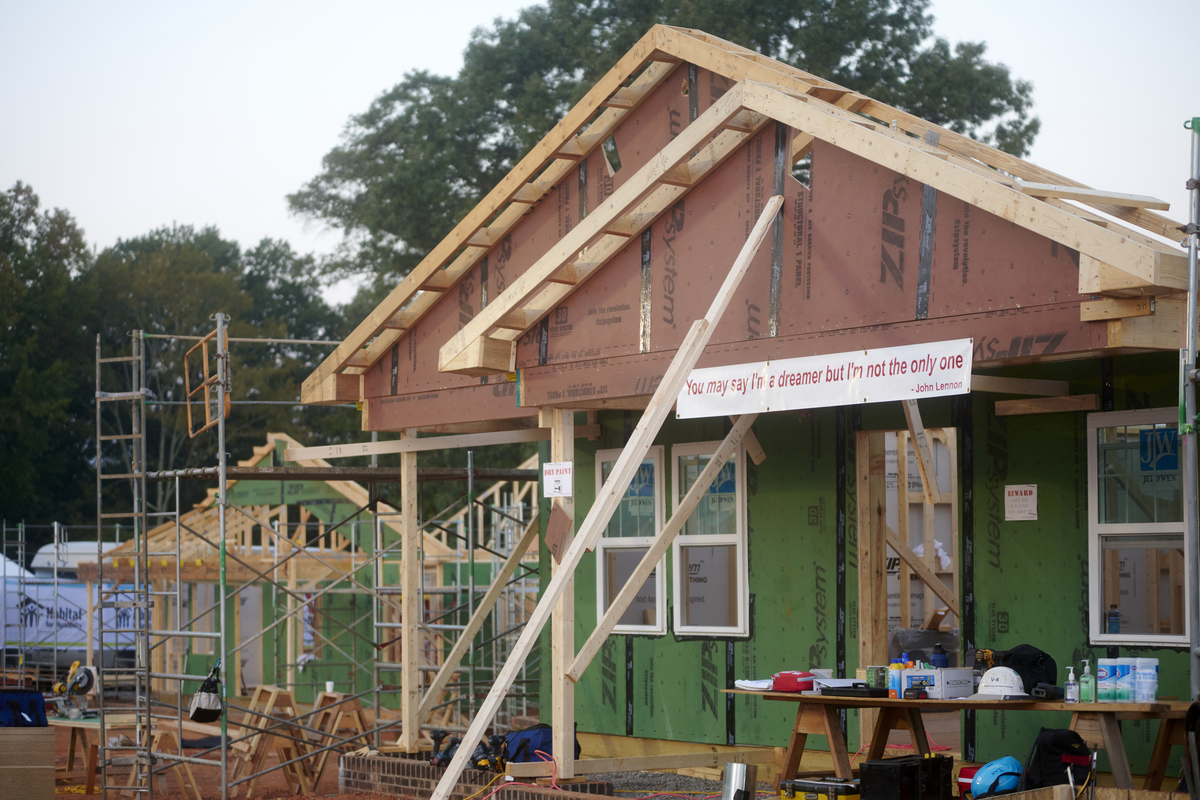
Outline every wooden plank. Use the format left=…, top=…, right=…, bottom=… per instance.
left=437, top=84, right=766, bottom=375
left=971, top=375, right=1070, bottom=396
left=902, top=400, right=942, bottom=506
left=1107, top=299, right=1183, bottom=350
left=548, top=408, right=576, bottom=779
left=1014, top=180, right=1170, bottom=211
left=994, top=395, right=1099, bottom=416
left=734, top=417, right=767, bottom=465
left=567, top=414, right=757, bottom=682
left=428, top=195, right=783, bottom=800
left=399, top=431, right=420, bottom=752
left=858, top=431, right=887, bottom=740
left=284, top=427, right=552, bottom=461
left=885, top=526, right=959, bottom=617
left=1081, top=297, right=1155, bottom=321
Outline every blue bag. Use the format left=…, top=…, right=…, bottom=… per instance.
left=0, top=689, right=48, bottom=727
left=504, top=723, right=580, bottom=763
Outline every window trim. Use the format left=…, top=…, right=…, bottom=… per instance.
left=1087, top=407, right=1191, bottom=646
left=594, top=445, right=667, bottom=635
left=671, top=440, right=749, bottom=637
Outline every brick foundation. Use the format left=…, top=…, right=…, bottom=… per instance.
left=339, top=752, right=615, bottom=800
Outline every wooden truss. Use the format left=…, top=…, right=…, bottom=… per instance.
left=302, top=25, right=1185, bottom=403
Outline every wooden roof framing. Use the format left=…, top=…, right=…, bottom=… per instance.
left=303, top=25, right=1186, bottom=410
left=80, top=432, right=457, bottom=582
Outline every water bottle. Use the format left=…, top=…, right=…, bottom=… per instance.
left=1106, top=605, right=1121, bottom=634
left=930, top=643, right=949, bottom=669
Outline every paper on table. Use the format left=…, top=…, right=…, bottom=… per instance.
left=734, top=679, right=774, bottom=691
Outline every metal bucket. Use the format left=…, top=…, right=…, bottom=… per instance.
left=722, top=762, right=758, bottom=800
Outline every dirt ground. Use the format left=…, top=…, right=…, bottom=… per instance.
left=50, top=721, right=378, bottom=800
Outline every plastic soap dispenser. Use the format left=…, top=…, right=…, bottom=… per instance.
left=1064, top=666, right=1079, bottom=703
left=1080, top=660, right=1096, bottom=703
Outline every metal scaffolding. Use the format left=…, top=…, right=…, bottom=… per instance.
left=88, top=316, right=542, bottom=799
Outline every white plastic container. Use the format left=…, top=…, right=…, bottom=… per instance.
left=1134, top=658, right=1159, bottom=702
left=1097, top=658, right=1117, bottom=703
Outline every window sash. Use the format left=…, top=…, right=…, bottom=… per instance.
left=595, top=446, right=666, bottom=634
left=1087, top=407, right=1191, bottom=645
left=672, top=441, right=748, bottom=637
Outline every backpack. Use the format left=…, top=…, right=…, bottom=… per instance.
left=997, top=645, right=1057, bottom=694
left=1018, top=727, right=1091, bottom=791
left=0, top=689, right=48, bottom=727
left=504, top=723, right=581, bottom=763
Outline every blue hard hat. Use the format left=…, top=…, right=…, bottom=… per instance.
left=971, top=756, right=1023, bottom=799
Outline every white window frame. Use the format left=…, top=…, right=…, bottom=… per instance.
left=671, top=440, right=749, bottom=637
left=594, top=445, right=667, bottom=635
left=1087, top=407, right=1191, bottom=646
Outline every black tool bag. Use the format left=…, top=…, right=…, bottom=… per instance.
left=1018, top=727, right=1091, bottom=791
left=997, top=645, right=1058, bottom=694
left=861, top=754, right=953, bottom=800
left=0, top=689, right=48, bottom=727
left=188, top=664, right=223, bottom=723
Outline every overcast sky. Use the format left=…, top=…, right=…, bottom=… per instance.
left=2, top=1, right=1194, bottom=306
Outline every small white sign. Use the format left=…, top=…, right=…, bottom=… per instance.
left=677, top=338, right=972, bottom=419
left=1005, top=484, right=1037, bottom=521
left=543, top=461, right=573, bottom=498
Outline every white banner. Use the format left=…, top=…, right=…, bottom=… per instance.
left=677, top=339, right=972, bottom=419
left=3, top=579, right=135, bottom=649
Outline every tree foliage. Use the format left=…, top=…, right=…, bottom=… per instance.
left=290, top=0, right=1039, bottom=284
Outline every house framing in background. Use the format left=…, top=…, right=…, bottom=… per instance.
left=298, top=25, right=1193, bottom=796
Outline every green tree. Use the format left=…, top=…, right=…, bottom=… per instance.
left=0, top=182, right=96, bottom=535
left=290, top=0, right=1039, bottom=283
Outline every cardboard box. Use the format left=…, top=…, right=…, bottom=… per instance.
left=0, top=726, right=54, bottom=799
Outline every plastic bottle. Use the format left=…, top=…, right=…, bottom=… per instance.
left=1064, top=667, right=1079, bottom=703
left=888, top=659, right=904, bottom=699
left=902, top=651, right=915, bottom=669
left=930, top=643, right=949, bottom=669
left=1080, top=660, right=1096, bottom=703
left=1107, top=604, right=1121, bottom=634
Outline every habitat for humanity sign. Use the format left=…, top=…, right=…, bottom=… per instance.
left=677, top=339, right=972, bottom=419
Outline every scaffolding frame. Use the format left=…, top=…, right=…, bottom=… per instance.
left=89, top=316, right=542, bottom=799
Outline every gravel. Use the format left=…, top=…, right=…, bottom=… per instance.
left=586, top=770, right=774, bottom=799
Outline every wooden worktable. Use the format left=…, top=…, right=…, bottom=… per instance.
left=725, top=689, right=1180, bottom=790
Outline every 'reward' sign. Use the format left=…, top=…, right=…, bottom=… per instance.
left=677, top=339, right=972, bottom=419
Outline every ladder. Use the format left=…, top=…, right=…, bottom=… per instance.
left=95, top=331, right=154, bottom=797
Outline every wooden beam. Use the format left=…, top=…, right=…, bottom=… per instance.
left=506, top=748, right=775, bottom=777
left=901, top=400, right=942, bottom=505
left=428, top=195, right=783, bottom=800
left=1106, top=298, right=1183, bottom=350
left=399, top=431, right=420, bottom=751
left=417, top=513, right=539, bottom=719
left=994, top=395, right=1099, bottom=416
left=970, top=375, right=1069, bottom=396
left=857, top=431, right=887, bottom=739
left=438, top=83, right=766, bottom=375
left=1081, top=297, right=1155, bottom=321
left=303, top=372, right=359, bottom=406
left=285, top=428, right=551, bottom=461
left=885, top=526, right=959, bottom=617
left=736, top=417, right=767, bottom=465
left=1014, top=180, right=1170, bottom=211
left=567, top=414, right=757, bottom=683
left=548, top=408, right=575, bottom=779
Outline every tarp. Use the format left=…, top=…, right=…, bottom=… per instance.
left=3, top=578, right=135, bottom=649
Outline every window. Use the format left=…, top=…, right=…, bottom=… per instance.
left=1087, top=408, right=1190, bottom=645
left=595, top=446, right=666, bottom=634
left=672, top=441, right=748, bottom=636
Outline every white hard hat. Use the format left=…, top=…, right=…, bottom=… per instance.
left=966, top=666, right=1031, bottom=700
